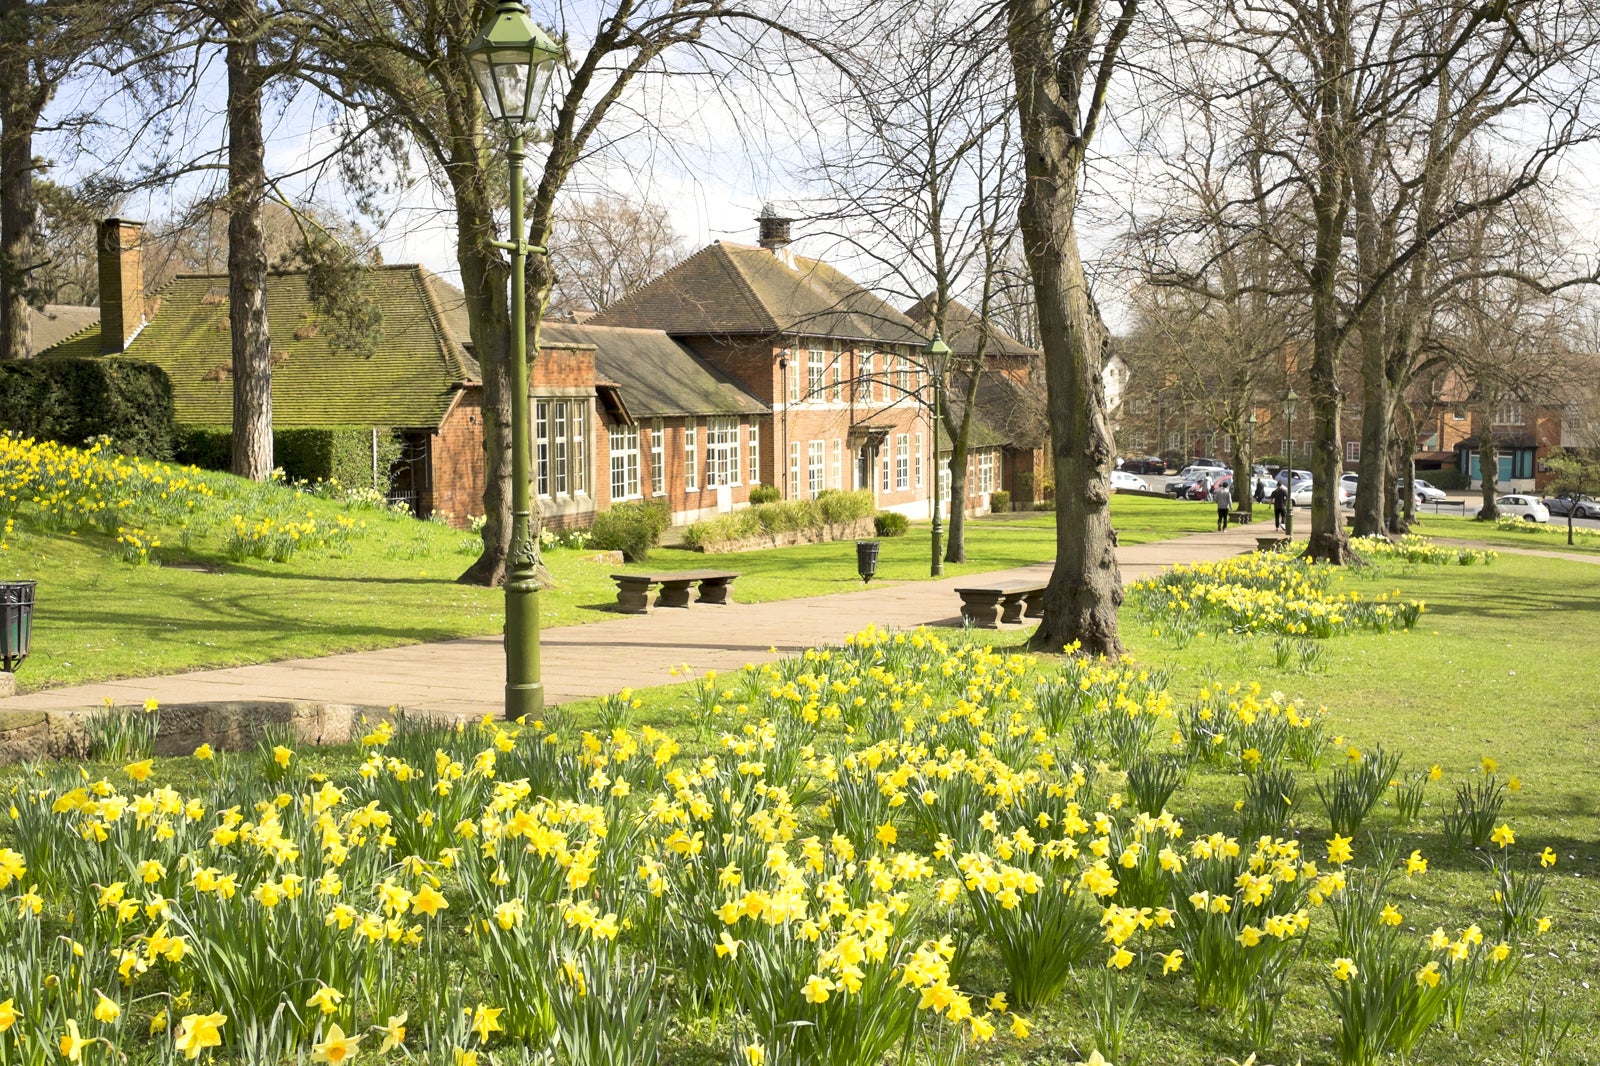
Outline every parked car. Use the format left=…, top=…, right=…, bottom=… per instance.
left=1291, top=480, right=1353, bottom=507
left=1496, top=494, right=1549, bottom=523
left=1411, top=478, right=1447, bottom=503
left=1343, top=474, right=1426, bottom=506
left=1186, top=474, right=1234, bottom=501
left=1121, top=456, right=1166, bottom=475
left=1166, top=464, right=1228, bottom=496
left=1110, top=470, right=1150, bottom=492
left=1275, top=468, right=1313, bottom=487
left=1541, top=494, right=1600, bottom=519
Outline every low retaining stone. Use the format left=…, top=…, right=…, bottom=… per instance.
left=0, top=672, right=13, bottom=698
left=0, top=700, right=391, bottom=766
left=695, top=517, right=875, bottom=554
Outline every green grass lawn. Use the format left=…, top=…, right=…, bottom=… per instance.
left=2, top=486, right=1203, bottom=693
left=1416, top=512, right=1600, bottom=556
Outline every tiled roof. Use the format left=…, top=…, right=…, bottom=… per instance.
left=42, top=266, right=473, bottom=430
left=591, top=242, right=927, bottom=346
left=902, top=295, right=1039, bottom=358
left=537, top=322, right=767, bottom=419
left=27, top=304, right=99, bottom=353
left=940, top=370, right=1047, bottom=451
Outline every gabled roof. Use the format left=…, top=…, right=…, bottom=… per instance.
left=42, top=265, right=474, bottom=430
left=940, top=369, right=1046, bottom=452
left=537, top=322, right=767, bottom=420
left=903, top=295, right=1039, bottom=359
left=27, top=304, right=99, bottom=353
left=591, top=242, right=927, bottom=347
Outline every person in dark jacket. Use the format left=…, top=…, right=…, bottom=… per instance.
left=1271, top=483, right=1289, bottom=531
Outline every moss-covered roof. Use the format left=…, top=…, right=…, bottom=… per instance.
left=43, top=265, right=473, bottom=430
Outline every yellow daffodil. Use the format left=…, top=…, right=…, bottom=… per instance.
left=1332, top=957, right=1358, bottom=981
left=378, top=1013, right=407, bottom=1054
left=1490, top=823, right=1515, bottom=848
left=174, top=1012, right=227, bottom=1060
left=469, top=1003, right=503, bottom=1042
left=311, top=1022, right=361, bottom=1064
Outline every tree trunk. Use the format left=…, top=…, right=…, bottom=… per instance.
left=225, top=0, right=273, bottom=480
left=943, top=363, right=982, bottom=564
left=1007, top=1, right=1124, bottom=657
left=454, top=150, right=515, bottom=587
left=1476, top=429, right=1499, bottom=520
left=0, top=0, right=46, bottom=362
left=1231, top=435, right=1252, bottom=518
left=1352, top=327, right=1393, bottom=537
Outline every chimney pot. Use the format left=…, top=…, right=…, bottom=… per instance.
left=756, top=203, right=793, bottom=253
left=98, top=218, right=146, bottom=352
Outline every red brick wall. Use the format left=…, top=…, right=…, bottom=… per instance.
left=430, top=389, right=486, bottom=527
left=597, top=411, right=759, bottom=522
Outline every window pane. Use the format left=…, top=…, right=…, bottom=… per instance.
left=535, top=401, right=550, bottom=498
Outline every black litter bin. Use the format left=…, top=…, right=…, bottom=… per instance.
left=0, top=580, right=35, bottom=672
left=856, top=540, right=881, bottom=584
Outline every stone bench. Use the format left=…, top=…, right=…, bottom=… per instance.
left=1229, top=509, right=1255, bottom=524
left=955, top=582, right=1047, bottom=629
left=611, top=570, right=739, bottom=613
left=1256, top=536, right=1289, bottom=551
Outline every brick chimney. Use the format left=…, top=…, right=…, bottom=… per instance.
left=756, top=203, right=793, bottom=253
left=98, top=218, right=146, bottom=352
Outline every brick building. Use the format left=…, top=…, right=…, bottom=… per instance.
left=590, top=208, right=1012, bottom=517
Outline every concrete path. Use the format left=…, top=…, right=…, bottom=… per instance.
left=0, top=524, right=1272, bottom=718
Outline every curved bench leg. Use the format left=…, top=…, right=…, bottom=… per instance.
left=614, top=581, right=652, bottom=614
left=698, top=580, right=733, bottom=605
left=657, top=580, right=694, bottom=608
left=1022, top=590, right=1045, bottom=619
left=959, top=592, right=1003, bottom=629
left=999, top=593, right=1027, bottom=625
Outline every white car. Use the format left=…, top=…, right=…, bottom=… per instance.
left=1110, top=470, right=1149, bottom=492
left=1412, top=478, right=1447, bottom=503
left=1291, top=480, right=1353, bottom=507
left=1496, top=494, right=1549, bottom=522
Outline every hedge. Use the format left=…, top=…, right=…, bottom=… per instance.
left=682, top=489, right=874, bottom=550
left=176, top=425, right=403, bottom=489
left=589, top=500, right=671, bottom=561
left=0, top=358, right=177, bottom=459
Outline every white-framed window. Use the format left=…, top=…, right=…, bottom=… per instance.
left=808, top=440, right=825, bottom=498
left=1451, top=407, right=1467, bottom=422
left=1345, top=440, right=1360, bottom=462
left=536, top=399, right=587, bottom=498
left=976, top=451, right=996, bottom=494
left=807, top=349, right=825, bottom=401
left=831, top=439, right=842, bottom=489
left=914, top=433, right=923, bottom=489
left=707, top=416, right=740, bottom=485
left=786, top=355, right=799, bottom=404
left=895, top=355, right=910, bottom=398
left=895, top=433, right=910, bottom=490
left=788, top=441, right=801, bottom=498
left=535, top=401, right=550, bottom=498
left=684, top=416, right=698, bottom=491
left=881, top=447, right=891, bottom=492
left=858, top=352, right=874, bottom=403
left=1281, top=439, right=1294, bottom=457
left=650, top=420, right=665, bottom=496
left=830, top=358, right=842, bottom=403
left=748, top=418, right=761, bottom=485
left=609, top=423, right=640, bottom=501
left=1494, top=403, right=1523, bottom=426
left=938, top=462, right=951, bottom=513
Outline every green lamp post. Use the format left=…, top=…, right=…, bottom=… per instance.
left=924, top=331, right=950, bottom=577
left=1283, top=388, right=1299, bottom=542
left=466, top=1, right=564, bottom=720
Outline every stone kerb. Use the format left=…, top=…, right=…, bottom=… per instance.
left=696, top=516, right=875, bottom=554
left=0, top=699, right=388, bottom=766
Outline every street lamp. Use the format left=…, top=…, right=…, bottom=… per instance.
left=1244, top=410, right=1258, bottom=511
left=467, top=1, right=564, bottom=720
left=1283, top=389, right=1299, bottom=541
left=925, top=331, right=951, bottom=577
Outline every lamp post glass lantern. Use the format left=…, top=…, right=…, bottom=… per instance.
left=1283, top=389, right=1298, bottom=541
left=924, top=331, right=950, bottom=577
left=467, top=1, right=563, bottom=720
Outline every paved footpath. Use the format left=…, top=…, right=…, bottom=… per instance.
left=0, top=523, right=1272, bottom=718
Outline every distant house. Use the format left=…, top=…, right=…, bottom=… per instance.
left=25, top=304, right=99, bottom=355
left=40, top=218, right=771, bottom=529
left=591, top=206, right=1002, bottom=516
left=902, top=295, right=1049, bottom=506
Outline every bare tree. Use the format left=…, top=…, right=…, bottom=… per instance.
left=1004, top=0, right=1139, bottom=656
left=304, top=0, right=786, bottom=586
left=1198, top=0, right=1585, bottom=561
left=808, top=0, right=1020, bottom=564
left=547, top=195, right=684, bottom=316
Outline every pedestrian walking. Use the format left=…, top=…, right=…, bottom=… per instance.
left=1213, top=480, right=1233, bottom=531
left=1271, top=482, right=1289, bottom=531
left=1254, top=476, right=1266, bottom=504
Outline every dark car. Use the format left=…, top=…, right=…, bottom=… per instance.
left=1121, top=456, right=1166, bottom=475
left=1543, top=494, right=1600, bottom=519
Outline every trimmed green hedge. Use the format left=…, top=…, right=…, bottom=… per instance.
left=176, top=426, right=403, bottom=489
left=590, top=500, right=671, bottom=561
left=874, top=511, right=909, bottom=537
left=0, top=358, right=176, bottom=459
left=683, top=489, right=874, bottom=550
